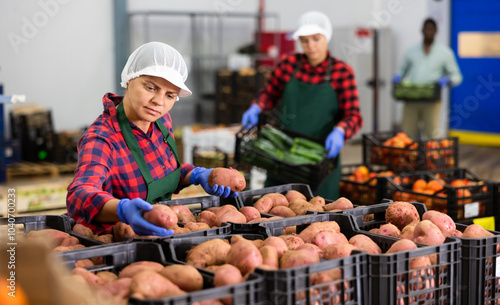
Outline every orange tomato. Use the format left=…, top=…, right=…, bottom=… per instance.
left=427, top=180, right=444, bottom=193
left=412, top=179, right=427, bottom=192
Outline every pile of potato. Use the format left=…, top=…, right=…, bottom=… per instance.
left=70, top=262, right=231, bottom=305
left=248, top=190, right=355, bottom=218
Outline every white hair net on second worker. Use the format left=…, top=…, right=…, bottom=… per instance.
left=292, top=11, right=332, bottom=42
left=121, top=41, right=192, bottom=97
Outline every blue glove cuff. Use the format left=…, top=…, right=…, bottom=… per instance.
left=189, top=167, right=204, bottom=185
left=249, top=104, right=262, bottom=114
left=334, top=126, right=345, bottom=136
left=117, top=199, right=129, bottom=224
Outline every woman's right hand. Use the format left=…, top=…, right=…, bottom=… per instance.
left=241, top=104, right=261, bottom=129
left=116, top=198, right=174, bottom=236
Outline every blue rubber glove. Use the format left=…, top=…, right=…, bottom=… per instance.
left=117, top=198, right=174, bottom=236
left=189, top=167, right=238, bottom=198
left=241, top=104, right=261, bottom=129
left=438, top=76, right=450, bottom=87
left=393, top=75, right=402, bottom=83
left=325, top=127, right=345, bottom=159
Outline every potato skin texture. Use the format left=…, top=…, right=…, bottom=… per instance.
left=413, top=220, right=445, bottom=245
left=213, top=264, right=244, bottom=287
left=269, top=206, right=296, bottom=218
left=208, top=167, right=246, bottom=192
left=159, top=264, right=203, bottom=292
left=226, top=239, right=263, bottom=275
left=143, top=204, right=178, bottom=230
left=186, top=239, right=231, bottom=268
left=385, top=201, right=420, bottom=230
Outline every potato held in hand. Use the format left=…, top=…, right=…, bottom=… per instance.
left=209, top=167, right=246, bottom=192
left=143, top=204, right=178, bottom=230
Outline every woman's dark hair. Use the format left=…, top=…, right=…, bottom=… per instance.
left=423, top=18, right=437, bottom=30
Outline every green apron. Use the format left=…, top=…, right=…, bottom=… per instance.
left=265, top=59, right=342, bottom=199
left=117, top=102, right=181, bottom=203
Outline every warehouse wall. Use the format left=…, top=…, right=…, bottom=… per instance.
left=0, top=0, right=448, bottom=134
left=0, top=0, right=114, bottom=135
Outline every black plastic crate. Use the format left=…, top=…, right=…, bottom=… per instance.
left=392, top=82, right=441, bottom=102
left=235, top=123, right=337, bottom=192
left=57, top=241, right=266, bottom=305
left=0, top=214, right=104, bottom=247
left=455, top=223, right=500, bottom=305
left=339, top=202, right=461, bottom=304
left=339, top=163, right=395, bottom=206
left=363, top=131, right=458, bottom=172
left=164, top=231, right=368, bottom=305
left=252, top=211, right=459, bottom=305
left=382, top=168, right=496, bottom=221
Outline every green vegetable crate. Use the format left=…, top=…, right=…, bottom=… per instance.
left=392, top=82, right=441, bottom=102
left=235, top=124, right=337, bottom=192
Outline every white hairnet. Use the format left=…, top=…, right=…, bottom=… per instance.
left=121, top=41, right=192, bottom=97
left=292, top=11, right=332, bottom=42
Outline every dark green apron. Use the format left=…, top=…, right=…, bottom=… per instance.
left=117, top=102, right=181, bottom=203
left=265, top=59, right=342, bottom=199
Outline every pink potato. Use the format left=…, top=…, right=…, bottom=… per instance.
left=72, top=223, right=95, bottom=238
left=267, top=216, right=284, bottom=221
left=279, top=235, right=305, bottom=250
left=385, top=201, right=420, bottom=230
left=118, top=261, right=164, bottom=278
left=254, top=196, right=273, bottom=213
left=288, top=198, right=323, bottom=216
left=284, top=226, right=297, bottom=234
left=422, top=210, right=456, bottom=236
left=399, top=222, right=418, bottom=241
left=239, top=206, right=261, bottom=222
left=208, top=167, right=246, bottom=192
left=309, top=196, right=326, bottom=206
left=27, top=229, right=70, bottom=246
left=112, top=222, right=136, bottom=242
left=213, top=264, right=244, bottom=287
left=312, top=231, right=349, bottom=249
left=177, top=213, right=196, bottom=223
left=226, top=239, right=263, bottom=275
left=323, top=243, right=357, bottom=259
left=262, top=193, right=289, bottom=207
left=208, top=204, right=238, bottom=217
left=323, top=197, right=354, bottom=211
left=159, top=264, right=203, bottom=292
left=185, top=222, right=211, bottom=232
left=172, top=225, right=192, bottom=235
left=413, top=220, right=445, bottom=245
left=298, top=221, right=341, bottom=243
left=71, top=267, right=105, bottom=288
left=247, top=217, right=269, bottom=223
left=462, top=224, right=494, bottom=238
left=280, top=248, right=320, bottom=269
left=95, top=234, right=114, bottom=244
left=285, top=190, right=307, bottom=203
left=169, top=204, right=194, bottom=216
left=259, top=245, right=279, bottom=269
left=386, top=239, right=418, bottom=254
left=51, top=244, right=85, bottom=253
left=216, top=210, right=247, bottom=226
left=269, top=206, right=297, bottom=218
left=295, top=243, right=324, bottom=258
left=377, top=224, right=401, bottom=238
left=262, top=236, right=289, bottom=258
left=60, top=236, right=80, bottom=246
left=143, top=204, right=178, bottom=230
left=196, top=210, right=219, bottom=227
left=96, top=271, right=119, bottom=282
left=75, top=259, right=95, bottom=268
left=130, top=270, right=181, bottom=299
left=348, top=234, right=382, bottom=254
left=186, top=239, right=232, bottom=268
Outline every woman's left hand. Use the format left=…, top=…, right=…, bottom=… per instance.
left=325, top=127, right=345, bottom=159
left=189, top=167, right=238, bottom=198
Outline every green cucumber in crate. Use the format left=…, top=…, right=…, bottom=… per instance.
left=294, top=136, right=327, bottom=152
left=260, top=126, right=295, bottom=149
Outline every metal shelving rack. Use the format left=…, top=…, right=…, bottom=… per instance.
left=128, top=10, right=281, bottom=98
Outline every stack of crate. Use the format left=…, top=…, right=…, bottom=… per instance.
left=215, top=67, right=271, bottom=125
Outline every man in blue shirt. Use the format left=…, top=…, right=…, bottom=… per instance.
left=394, top=18, right=462, bottom=139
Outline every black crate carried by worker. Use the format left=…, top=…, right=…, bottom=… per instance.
left=392, top=81, right=441, bottom=102
left=235, top=119, right=337, bottom=192
left=363, top=131, right=458, bottom=173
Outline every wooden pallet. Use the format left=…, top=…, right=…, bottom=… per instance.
left=6, top=162, right=77, bottom=181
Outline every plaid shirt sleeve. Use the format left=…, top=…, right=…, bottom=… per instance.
left=256, top=53, right=296, bottom=110
left=332, top=60, right=363, bottom=141
left=66, top=132, right=117, bottom=233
